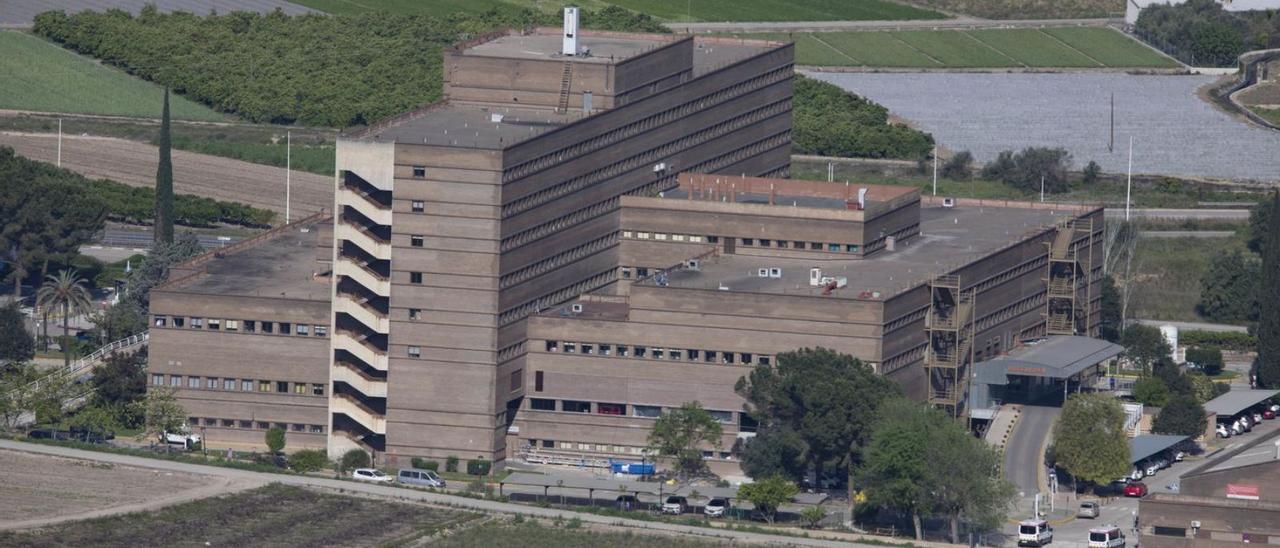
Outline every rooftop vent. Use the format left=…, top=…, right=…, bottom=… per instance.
left=942, top=197, right=956, bottom=208
left=490, top=113, right=504, bottom=123
left=809, top=267, right=823, bottom=287
left=562, top=7, right=579, bottom=56
left=570, top=303, right=583, bottom=314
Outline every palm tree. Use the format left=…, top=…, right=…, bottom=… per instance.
left=36, top=269, right=94, bottom=368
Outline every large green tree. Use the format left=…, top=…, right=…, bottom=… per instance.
left=1132, top=376, right=1170, bottom=407
left=1152, top=395, right=1207, bottom=437
left=1052, top=393, right=1130, bottom=487
left=859, top=398, right=933, bottom=540
left=739, top=428, right=808, bottom=481
left=1197, top=250, right=1259, bottom=323
left=737, top=476, right=799, bottom=525
left=1099, top=276, right=1122, bottom=342
left=1184, top=346, right=1224, bottom=376
left=1120, top=324, right=1172, bottom=374
left=154, top=87, right=174, bottom=245
left=90, top=348, right=147, bottom=426
left=1247, top=197, right=1274, bottom=254
left=736, top=347, right=901, bottom=489
left=35, top=269, right=94, bottom=368
left=647, top=401, right=722, bottom=479
left=980, top=147, right=1073, bottom=194
left=1257, top=192, right=1280, bottom=388
left=0, top=303, right=34, bottom=366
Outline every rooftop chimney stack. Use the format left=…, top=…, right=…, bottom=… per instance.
left=858, top=188, right=868, bottom=210
left=562, top=7, right=579, bottom=56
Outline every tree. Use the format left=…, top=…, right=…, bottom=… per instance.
left=339, top=448, right=370, bottom=473
left=30, top=371, right=72, bottom=437
left=1197, top=250, right=1259, bottom=323
left=1184, top=346, right=1224, bottom=376
left=648, top=401, right=722, bottom=479
left=739, top=428, right=807, bottom=482
left=1152, top=395, right=1207, bottom=436
left=859, top=398, right=933, bottom=540
left=123, top=232, right=204, bottom=309
left=1258, top=192, right=1280, bottom=388
left=737, top=476, right=798, bottom=524
left=1120, top=325, right=1172, bottom=374
left=0, top=363, right=42, bottom=429
left=1246, top=197, right=1273, bottom=254
left=799, top=505, right=826, bottom=529
left=1132, top=376, right=1170, bottom=407
left=736, top=347, right=900, bottom=493
left=67, top=404, right=121, bottom=442
left=980, top=147, right=1073, bottom=194
left=926, top=412, right=1016, bottom=542
left=154, top=87, right=174, bottom=245
left=0, top=302, right=34, bottom=366
left=139, top=386, right=186, bottom=449
left=792, top=76, right=934, bottom=160
left=1099, top=276, right=1122, bottom=342
left=1052, top=393, right=1130, bottom=487
left=35, top=269, right=94, bottom=368
left=941, top=151, right=973, bottom=180
left=290, top=449, right=330, bottom=473
left=265, top=426, right=286, bottom=454
left=1082, top=161, right=1102, bottom=184
left=92, top=300, right=148, bottom=343
left=91, top=349, right=147, bottom=426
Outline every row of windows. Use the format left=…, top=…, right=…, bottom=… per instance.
left=527, top=397, right=739, bottom=425
left=190, top=416, right=324, bottom=434
left=542, top=339, right=772, bottom=367
left=622, top=230, right=860, bottom=253
left=501, top=197, right=618, bottom=253
left=500, top=232, right=618, bottom=289
left=152, top=374, right=325, bottom=396
left=527, top=439, right=734, bottom=460
left=502, top=91, right=792, bottom=222
left=502, top=65, right=792, bottom=191
left=152, top=316, right=326, bottom=337
left=498, top=268, right=618, bottom=327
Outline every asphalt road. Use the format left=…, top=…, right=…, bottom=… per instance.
left=666, top=17, right=1116, bottom=34
left=1129, top=319, right=1249, bottom=333
left=1105, top=208, right=1251, bottom=220
left=1005, top=405, right=1061, bottom=497
left=1138, top=231, right=1236, bottom=239
left=98, top=228, right=239, bottom=250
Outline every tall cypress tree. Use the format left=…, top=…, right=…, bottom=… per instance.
left=1257, top=192, right=1280, bottom=388
left=153, top=88, right=174, bottom=245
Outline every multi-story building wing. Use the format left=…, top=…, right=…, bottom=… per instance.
left=328, top=24, right=794, bottom=464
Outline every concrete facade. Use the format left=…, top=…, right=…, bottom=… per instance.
left=330, top=27, right=794, bottom=465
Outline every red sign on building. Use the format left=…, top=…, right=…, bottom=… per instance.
left=1226, top=483, right=1260, bottom=500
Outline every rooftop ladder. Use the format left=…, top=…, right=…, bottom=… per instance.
left=556, top=61, right=573, bottom=114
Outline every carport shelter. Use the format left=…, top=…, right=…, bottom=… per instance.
left=970, top=336, right=1124, bottom=417
left=1204, top=389, right=1280, bottom=419
left=1130, top=434, right=1189, bottom=465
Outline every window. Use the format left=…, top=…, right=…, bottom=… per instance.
left=597, top=403, right=626, bottom=415
left=722, top=353, right=735, bottom=365
left=776, top=240, right=788, bottom=248
left=534, top=371, right=544, bottom=392
left=208, top=319, right=221, bottom=330
left=279, top=322, right=291, bottom=334
left=740, top=413, right=759, bottom=432
left=633, top=405, right=661, bottom=418
left=704, top=351, right=717, bottom=363
left=225, top=320, right=239, bottom=331
left=690, top=235, right=703, bottom=243
left=222, top=419, right=235, bottom=427
left=581, top=344, right=593, bottom=355
left=530, top=398, right=556, bottom=411
left=191, top=317, right=204, bottom=328
left=668, top=349, right=681, bottom=361
left=600, top=344, right=612, bottom=356
left=741, top=238, right=754, bottom=246
left=509, top=369, right=523, bottom=391
left=224, top=378, right=236, bottom=390
left=204, top=417, right=217, bottom=426
left=410, top=272, right=423, bottom=284
left=759, top=239, right=771, bottom=247
left=410, top=235, right=424, bottom=247
left=293, top=383, right=306, bottom=394
left=617, top=345, right=629, bottom=357
left=672, top=234, right=686, bottom=242
left=407, top=346, right=421, bottom=358
left=314, top=325, right=327, bottom=337
left=1153, top=527, right=1186, bottom=538
left=256, top=421, right=269, bottom=429
left=622, top=231, right=633, bottom=238
left=242, top=379, right=253, bottom=392
left=759, top=355, right=771, bottom=366
left=152, top=374, right=164, bottom=386
left=828, top=243, right=841, bottom=252
left=809, top=242, right=822, bottom=250
left=634, top=346, right=647, bottom=358
left=411, top=200, right=425, bottom=213
left=259, top=381, right=272, bottom=392
left=652, top=348, right=664, bottom=359
left=654, top=233, right=668, bottom=241
left=244, top=320, right=256, bottom=332
left=239, top=420, right=253, bottom=428
left=262, top=322, right=274, bottom=334
left=563, top=342, right=576, bottom=354
left=544, top=340, right=558, bottom=352
left=741, top=353, right=753, bottom=365
left=846, top=244, right=858, bottom=253
left=206, top=377, right=218, bottom=389
left=170, top=376, right=182, bottom=387
left=686, top=349, right=700, bottom=360
left=621, top=267, right=632, bottom=279
left=295, top=324, right=309, bottom=336
left=412, top=165, right=426, bottom=178
left=312, top=384, right=325, bottom=396
left=154, top=316, right=167, bottom=327
left=709, top=410, right=734, bottom=423
left=310, top=425, right=324, bottom=433
left=562, top=400, right=590, bottom=413
left=637, top=267, right=649, bottom=278
left=541, top=439, right=555, bottom=448
left=637, top=232, right=651, bottom=239
left=292, top=423, right=306, bottom=432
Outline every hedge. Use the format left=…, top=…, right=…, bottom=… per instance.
left=1180, top=330, right=1257, bottom=352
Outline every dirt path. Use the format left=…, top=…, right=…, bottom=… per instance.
left=0, top=131, right=332, bottom=217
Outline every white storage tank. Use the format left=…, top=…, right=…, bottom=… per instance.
left=1159, top=324, right=1179, bottom=363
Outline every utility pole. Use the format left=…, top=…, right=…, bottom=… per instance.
left=285, top=130, right=291, bottom=224
left=57, top=118, right=63, bottom=167
left=1109, top=93, right=1115, bottom=153
left=1126, top=136, right=1133, bottom=221
left=932, top=145, right=938, bottom=196
left=827, top=161, right=833, bottom=182
left=1040, top=175, right=1045, bottom=202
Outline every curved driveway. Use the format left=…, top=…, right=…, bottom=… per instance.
left=1005, top=405, right=1061, bottom=496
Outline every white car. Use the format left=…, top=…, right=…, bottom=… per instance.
left=162, top=428, right=201, bottom=449
left=704, top=497, right=730, bottom=518
left=1128, top=467, right=1144, bottom=481
left=1216, top=424, right=1231, bottom=438
left=1144, top=463, right=1159, bottom=477
left=352, top=468, right=393, bottom=483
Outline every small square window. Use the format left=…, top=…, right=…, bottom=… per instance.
left=828, top=243, right=841, bottom=252
left=293, top=383, right=306, bottom=394
left=244, top=320, right=256, bottom=332
left=687, top=349, right=700, bottom=360
left=408, top=346, right=422, bottom=358
left=530, top=398, right=556, bottom=411
left=654, top=233, right=668, bottom=241
left=410, top=235, right=424, bottom=247
left=847, top=244, right=858, bottom=253
left=259, top=381, right=272, bottom=392
left=652, top=348, right=665, bottom=359
left=222, top=419, right=235, bottom=427
left=412, top=166, right=426, bottom=178
left=689, top=235, right=703, bottom=243
left=410, top=272, right=423, bottom=284
left=564, top=342, right=576, bottom=354
left=262, top=322, right=274, bottom=334
left=206, top=377, right=218, bottom=389
left=409, top=309, right=422, bottom=320
left=617, top=345, right=629, bottom=357
left=153, top=316, right=167, bottom=327
left=622, top=231, right=633, bottom=238
left=203, top=417, right=217, bottom=426
left=600, top=344, right=612, bottom=356
left=314, top=325, right=327, bottom=337
left=705, top=351, right=717, bottom=363
left=170, top=376, right=182, bottom=387
left=152, top=374, right=164, bottom=386
left=256, top=421, right=270, bottom=429
left=759, top=239, right=771, bottom=247
left=669, top=349, right=681, bottom=361
left=672, top=234, right=686, bottom=242
left=279, top=322, right=291, bottom=334
left=741, top=238, right=754, bottom=246
left=225, top=319, right=239, bottom=331
left=295, top=324, right=309, bottom=335
left=541, top=439, right=555, bottom=448
left=635, top=346, right=647, bottom=358
left=759, top=356, right=772, bottom=366
left=313, top=384, right=325, bottom=396
left=545, top=340, right=558, bottom=352
left=277, top=381, right=289, bottom=393
left=242, top=379, right=254, bottom=392
left=224, top=378, right=236, bottom=390
left=637, top=232, right=651, bottom=240
left=707, top=236, right=719, bottom=243
left=292, top=423, right=306, bottom=432
left=582, top=344, right=594, bottom=355
left=621, top=267, right=632, bottom=279
left=411, top=200, right=425, bottom=213
left=637, top=267, right=649, bottom=278
left=741, top=353, right=753, bottom=365
left=810, top=242, right=822, bottom=250
left=776, top=240, right=788, bottom=248
left=208, top=319, right=221, bottom=330
left=239, top=420, right=253, bottom=428
left=310, top=425, right=324, bottom=433
left=191, top=317, right=204, bottom=328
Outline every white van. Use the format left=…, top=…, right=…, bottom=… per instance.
left=1018, top=519, right=1054, bottom=547
left=1088, top=526, right=1126, bottom=548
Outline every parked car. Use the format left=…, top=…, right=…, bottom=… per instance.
left=1217, top=424, right=1232, bottom=438
left=704, top=497, right=731, bottom=518
left=615, top=494, right=640, bottom=511
left=1088, top=526, right=1126, bottom=548
left=397, top=468, right=445, bottom=488
left=1018, top=519, right=1054, bottom=547
left=27, top=429, right=71, bottom=441
left=1123, top=482, right=1148, bottom=498
left=661, top=495, right=688, bottom=515
left=1128, top=467, right=1144, bottom=481
left=1252, top=411, right=1264, bottom=423
left=1144, top=462, right=1160, bottom=477
left=162, top=428, right=201, bottom=449
left=1264, top=409, right=1276, bottom=420
left=1077, top=501, right=1101, bottom=519
left=352, top=468, right=393, bottom=483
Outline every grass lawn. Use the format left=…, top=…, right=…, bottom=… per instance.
left=293, top=0, right=946, bottom=21
left=0, top=484, right=474, bottom=546
left=747, top=27, right=1177, bottom=68
left=1127, top=235, right=1249, bottom=322
left=1248, top=106, right=1280, bottom=126
left=0, top=31, right=226, bottom=121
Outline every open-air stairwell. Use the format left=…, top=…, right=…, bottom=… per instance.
left=331, top=392, right=386, bottom=434
left=334, top=296, right=389, bottom=334
left=335, top=221, right=392, bottom=259
left=335, top=257, right=390, bottom=296
left=338, top=187, right=393, bottom=226
left=333, top=330, right=388, bottom=372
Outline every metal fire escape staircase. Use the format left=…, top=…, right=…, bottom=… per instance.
left=1043, top=219, right=1095, bottom=336
left=925, top=275, right=977, bottom=418
left=556, top=60, right=573, bottom=114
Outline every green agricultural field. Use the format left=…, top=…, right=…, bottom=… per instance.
left=747, top=27, right=1177, bottom=68
left=0, top=31, right=226, bottom=121
left=293, top=0, right=947, bottom=21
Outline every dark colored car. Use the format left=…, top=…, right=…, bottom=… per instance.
left=615, top=494, right=640, bottom=511
left=27, top=430, right=71, bottom=441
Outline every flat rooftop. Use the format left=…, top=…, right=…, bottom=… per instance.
left=462, top=33, right=671, bottom=64
left=663, top=187, right=913, bottom=211
left=642, top=203, right=1083, bottom=299
left=175, top=221, right=329, bottom=302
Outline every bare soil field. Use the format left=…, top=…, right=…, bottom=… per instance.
left=0, top=448, right=252, bottom=530
left=0, top=132, right=331, bottom=217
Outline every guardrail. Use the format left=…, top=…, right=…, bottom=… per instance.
left=24, top=331, right=150, bottom=394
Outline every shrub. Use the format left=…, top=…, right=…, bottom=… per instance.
left=410, top=457, right=439, bottom=471
left=941, top=150, right=973, bottom=180
left=1083, top=160, right=1101, bottom=184
left=800, top=505, right=827, bottom=529
left=445, top=455, right=459, bottom=473
left=1185, top=346, right=1225, bottom=376
left=1133, top=376, right=1171, bottom=407
left=467, top=458, right=492, bottom=476
left=792, top=76, right=934, bottom=160
left=981, top=147, right=1072, bottom=194
left=290, top=449, right=330, bottom=473
left=566, top=517, right=582, bottom=529
left=339, top=448, right=370, bottom=473
left=265, top=427, right=286, bottom=454
left=1181, top=330, right=1257, bottom=352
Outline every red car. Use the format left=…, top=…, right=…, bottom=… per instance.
left=1264, top=409, right=1276, bottom=420
left=1124, top=482, right=1148, bottom=497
